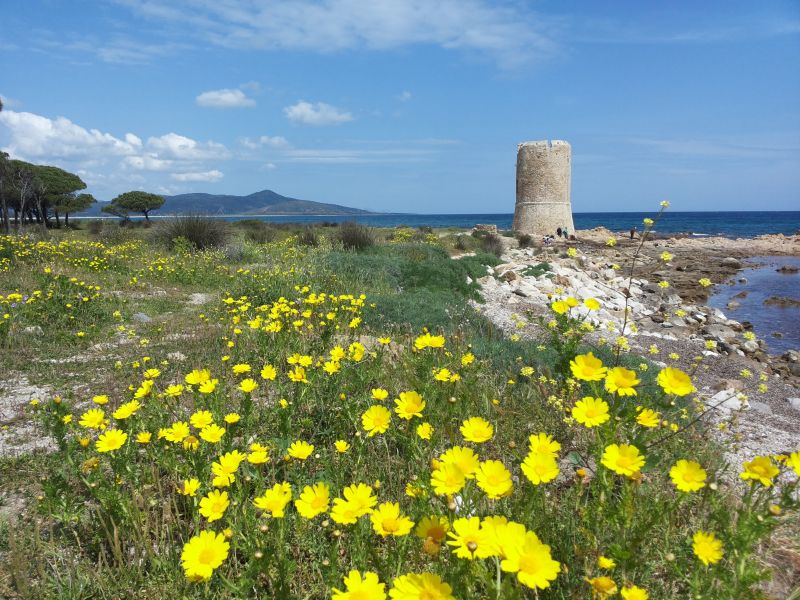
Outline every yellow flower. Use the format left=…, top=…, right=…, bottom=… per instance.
left=287, top=366, right=308, bottom=383
left=447, top=517, right=492, bottom=559
left=415, top=516, right=450, bottom=543
left=602, top=444, right=645, bottom=477
left=335, top=440, right=351, bottom=453
left=295, top=482, right=330, bottom=519
left=698, top=278, right=712, bottom=287
left=199, top=489, right=229, bottom=522
left=475, top=460, right=513, bottom=499
left=604, top=367, right=640, bottom=396
left=198, top=378, right=219, bottom=394
left=657, top=367, right=695, bottom=396
left=692, top=530, right=723, bottom=565
left=330, top=483, right=377, bottom=524
left=567, top=247, right=578, bottom=257
left=62, top=415, right=72, bottom=425
left=190, top=410, right=214, bottom=429
left=597, top=555, right=616, bottom=569
left=113, top=399, right=141, bottom=420
left=740, top=456, right=779, bottom=487
left=79, top=408, right=108, bottom=430
left=92, top=394, right=109, bottom=405
left=414, top=333, right=446, bottom=350
left=260, top=364, right=277, bottom=380
left=287, top=440, right=314, bottom=460
left=460, top=417, right=494, bottom=443
left=439, top=446, right=480, bottom=478
left=164, top=421, right=190, bottom=443
left=332, top=570, right=386, bottom=600
left=164, top=384, right=184, bottom=397
left=180, top=478, right=201, bottom=497
left=587, top=576, right=618, bottom=598
left=571, top=397, right=610, bottom=428
left=389, top=573, right=453, bottom=600
left=416, top=422, right=433, bottom=440
left=501, top=530, right=561, bottom=590
left=394, top=391, right=425, bottom=420
left=550, top=300, right=569, bottom=315
left=224, top=413, right=240, bottom=424
left=621, top=585, right=649, bottom=600
left=636, top=408, right=660, bottom=428
left=584, top=298, right=601, bottom=310
left=180, top=530, right=229, bottom=581
left=199, top=424, right=225, bottom=444
left=461, top=352, right=475, bottom=366
left=363, top=405, right=392, bottom=436
left=371, top=502, right=414, bottom=537
left=431, top=463, right=467, bottom=495
left=570, top=352, right=607, bottom=381
left=239, top=378, right=258, bottom=393
left=253, top=482, right=292, bottom=518
left=323, top=360, right=340, bottom=375
left=95, top=429, right=127, bottom=452
left=232, top=363, right=251, bottom=374
left=669, top=460, right=707, bottom=492
left=136, top=431, right=152, bottom=444
left=528, top=433, right=561, bottom=457
left=521, top=452, right=559, bottom=485
left=371, top=388, right=389, bottom=401
left=787, top=451, right=800, bottom=477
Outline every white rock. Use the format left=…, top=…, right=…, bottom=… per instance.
left=709, top=389, right=750, bottom=412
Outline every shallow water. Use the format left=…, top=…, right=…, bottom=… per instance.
left=707, top=256, right=800, bottom=354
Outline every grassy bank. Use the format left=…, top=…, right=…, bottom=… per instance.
left=0, top=219, right=797, bottom=599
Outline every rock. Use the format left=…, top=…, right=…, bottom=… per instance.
left=732, top=290, right=748, bottom=299
left=493, top=263, right=517, bottom=275
left=132, top=312, right=152, bottom=323
left=478, top=275, right=495, bottom=286
left=776, top=265, right=799, bottom=274
left=742, top=340, right=759, bottom=353
left=787, top=398, right=800, bottom=412
left=167, top=351, right=187, bottom=362
left=22, top=325, right=43, bottom=336
left=473, top=224, right=498, bottom=234
left=726, top=300, right=740, bottom=310
left=771, top=331, right=783, bottom=338
left=188, top=293, right=213, bottom=305
left=702, top=324, right=737, bottom=342
left=764, top=296, right=800, bottom=308
left=749, top=401, right=772, bottom=415
left=721, top=257, right=743, bottom=269
left=664, top=294, right=682, bottom=306
left=502, top=270, right=518, bottom=282
left=709, top=389, right=749, bottom=412
left=668, top=317, right=686, bottom=327
left=737, top=277, right=748, bottom=284
left=602, top=269, right=616, bottom=280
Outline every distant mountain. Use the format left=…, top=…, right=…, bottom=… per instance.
left=87, top=189, right=374, bottom=216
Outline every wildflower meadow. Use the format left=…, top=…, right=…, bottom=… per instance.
left=0, top=217, right=797, bottom=599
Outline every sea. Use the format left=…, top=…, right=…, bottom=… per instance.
left=211, top=210, right=800, bottom=238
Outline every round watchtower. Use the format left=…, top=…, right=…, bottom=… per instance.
left=513, top=140, right=574, bottom=237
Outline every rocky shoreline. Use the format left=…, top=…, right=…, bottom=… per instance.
left=467, top=229, right=800, bottom=468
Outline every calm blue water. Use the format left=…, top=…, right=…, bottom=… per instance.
left=707, top=256, right=800, bottom=354
left=210, top=211, right=800, bottom=238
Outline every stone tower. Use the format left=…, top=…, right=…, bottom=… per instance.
left=513, top=140, right=574, bottom=236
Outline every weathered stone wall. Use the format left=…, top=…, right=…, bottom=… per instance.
left=513, top=140, right=574, bottom=236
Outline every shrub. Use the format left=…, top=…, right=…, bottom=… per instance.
left=238, top=220, right=277, bottom=244
left=153, top=215, right=230, bottom=251
left=517, top=233, right=533, bottom=248
left=86, top=220, right=104, bottom=235
left=337, top=222, right=375, bottom=251
left=297, top=227, right=319, bottom=247
left=481, top=233, right=505, bottom=257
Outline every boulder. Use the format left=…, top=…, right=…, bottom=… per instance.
left=702, top=324, right=737, bottom=342
left=721, top=257, right=743, bottom=269
left=132, top=312, right=152, bottom=323
left=708, top=389, right=749, bottom=412
left=787, top=398, right=800, bottom=412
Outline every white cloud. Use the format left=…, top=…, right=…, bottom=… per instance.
left=0, top=109, right=230, bottom=198
left=115, top=0, right=559, bottom=68
left=0, top=94, right=21, bottom=109
left=196, top=88, right=256, bottom=108
left=0, top=110, right=140, bottom=159
left=240, top=135, right=290, bottom=149
left=123, top=155, right=174, bottom=171
left=397, top=91, right=412, bottom=102
left=171, top=170, right=224, bottom=182
left=263, top=162, right=277, bottom=170
left=284, top=101, right=353, bottom=126
left=146, top=132, right=230, bottom=160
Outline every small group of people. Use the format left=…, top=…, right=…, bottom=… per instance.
left=542, top=225, right=571, bottom=245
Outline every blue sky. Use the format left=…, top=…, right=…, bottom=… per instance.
left=1, top=0, right=799, bottom=213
